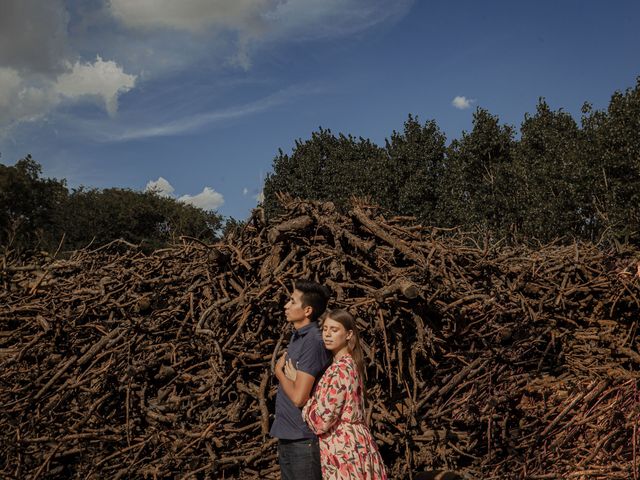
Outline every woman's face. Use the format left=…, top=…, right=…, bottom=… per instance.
left=322, top=317, right=352, bottom=352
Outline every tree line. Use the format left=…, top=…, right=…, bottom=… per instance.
left=0, top=156, right=223, bottom=254
left=264, top=78, right=640, bottom=245
left=2, top=78, right=638, bottom=254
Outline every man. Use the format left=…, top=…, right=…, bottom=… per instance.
left=270, top=280, right=331, bottom=480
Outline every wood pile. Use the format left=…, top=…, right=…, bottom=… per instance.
left=1, top=194, right=639, bottom=479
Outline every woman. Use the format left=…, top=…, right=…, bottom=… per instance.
left=284, top=309, right=387, bottom=479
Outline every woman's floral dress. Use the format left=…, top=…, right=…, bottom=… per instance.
left=302, top=353, right=387, bottom=479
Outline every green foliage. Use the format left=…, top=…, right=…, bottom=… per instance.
left=4, top=80, right=639, bottom=252
left=0, top=155, right=67, bottom=252
left=581, top=78, right=640, bottom=243
left=263, top=128, right=388, bottom=216
left=263, top=79, right=640, bottom=245
left=62, top=188, right=223, bottom=251
left=384, top=115, right=447, bottom=224
left=512, top=100, right=588, bottom=240
left=263, top=117, right=446, bottom=221
left=437, top=108, right=516, bottom=234
left=0, top=157, right=223, bottom=253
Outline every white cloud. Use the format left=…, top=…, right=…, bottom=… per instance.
left=1, top=0, right=414, bottom=134
left=106, top=0, right=413, bottom=71
left=179, top=187, right=225, bottom=210
left=255, top=190, right=265, bottom=203
left=108, top=0, right=280, bottom=34
left=267, top=0, right=413, bottom=40
left=0, top=68, right=57, bottom=126
left=0, top=0, right=69, bottom=75
left=0, top=0, right=137, bottom=131
left=0, top=68, right=21, bottom=107
left=107, top=0, right=412, bottom=39
left=108, top=84, right=320, bottom=141
left=0, top=57, right=137, bottom=131
left=146, top=177, right=224, bottom=211
left=109, top=0, right=414, bottom=38
left=145, top=177, right=175, bottom=197
left=452, top=95, right=474, bottom=110
left=56, top=56, right=136, bottom=117
left=242, top=187, right=249, bottom=195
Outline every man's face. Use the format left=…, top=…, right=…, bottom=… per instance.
left=284, top=289, right=310, bottom=323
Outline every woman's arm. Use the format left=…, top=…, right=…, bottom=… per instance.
left=302, top=365, right=348, bottom=434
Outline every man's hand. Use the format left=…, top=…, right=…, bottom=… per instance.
left=275, top=351, right=287, bottom=374
left=274, top=351, right=314, bottom=407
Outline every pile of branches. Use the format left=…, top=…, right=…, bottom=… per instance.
left=1, top=194, right=639, bottom=479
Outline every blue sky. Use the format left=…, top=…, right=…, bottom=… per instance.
left=1, top=0, right=639, bottom=219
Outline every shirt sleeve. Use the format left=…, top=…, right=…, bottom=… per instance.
left=302, top=363, right=348, bottom=434
left=296, top=335, right=328, bottom=378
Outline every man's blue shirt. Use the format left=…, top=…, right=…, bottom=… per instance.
left=270, top=321, right=330, bottom=440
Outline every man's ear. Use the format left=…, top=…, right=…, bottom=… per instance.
left=304, top=305, right=314, bottom=319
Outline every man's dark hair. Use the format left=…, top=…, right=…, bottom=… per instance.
left=294, top=280, right=330, bottom=322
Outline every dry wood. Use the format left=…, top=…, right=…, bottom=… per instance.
left=1, top=194, right=639, bottom=479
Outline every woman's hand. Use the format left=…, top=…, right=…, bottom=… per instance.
left=284, top=358, right=298, bottom=382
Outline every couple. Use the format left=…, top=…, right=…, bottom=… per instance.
left=270, top=280, right=387, bottom=480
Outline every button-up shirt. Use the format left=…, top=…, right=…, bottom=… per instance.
left=270, top=321, right=330, bottom=440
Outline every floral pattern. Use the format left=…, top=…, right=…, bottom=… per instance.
left=302, top=354, right=387, bottom=480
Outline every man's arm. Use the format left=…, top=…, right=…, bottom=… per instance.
left=274, top=364, right=315, bottom=407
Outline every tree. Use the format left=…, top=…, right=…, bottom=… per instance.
left=0, top=155, right=68, bottom=252
left=263, top=117, right=447, bottom=222
left=384, top=115, right=447, bottom=224
left=62, top=188, right=223, bottom=251
left=581, top=78, right=640, bottom=243
left=0, top=157, right=224, bottom=253
left=437, top=108, right=516, bottom=236
left=512, top=100, right=587, bottom=241
left=263, top=128, right=388, bottom=216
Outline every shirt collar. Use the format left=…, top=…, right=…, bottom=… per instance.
left=292, top=321, right=317, bottom=340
